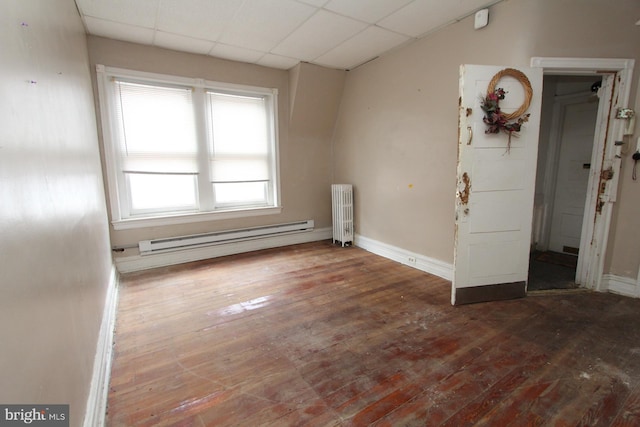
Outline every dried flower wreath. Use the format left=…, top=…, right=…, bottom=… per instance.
left=481, top=68, right=533, bottom=152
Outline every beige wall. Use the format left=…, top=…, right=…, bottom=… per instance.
left=0, top=1, right=113, bottom=425
left=87, top=37, right=344, bottom=257
left=333, top=0, right=640, bottom=278
left=289, top=62, right=346, bottom=228
left=608, top=73, right=640, bottom=279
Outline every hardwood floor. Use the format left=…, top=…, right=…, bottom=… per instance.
left=107, top=241, right=640, bottom=426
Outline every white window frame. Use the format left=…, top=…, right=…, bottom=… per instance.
left=96, top=65, right=281, bottom=230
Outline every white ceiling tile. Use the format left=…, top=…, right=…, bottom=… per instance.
left=295, top=0, right=329, bottom=7
left=378, top=0, right=495, bottom=38
left=257, top=54, right=300, bottom=70
left=272, top=10, right=367, bottom=61
left=377, top=0, right=454, bottom=37
left=76, top=0, right=159, bottom=28
left=314, top=25, right=410, bottom=69
left=83, top=17, right=155, bottom=45
left=324, top=0, right=413, bottom=24
left=156, top=0, right=241, bottom=42
left=77, top=0, right=502, bottom=71
left=438, top=0, right=498, bottom=22
left=153, top=32, right=215, bottom=55
left=218, top=0, right=317, bottom=52
left=209, top=43, right=265, bottom=64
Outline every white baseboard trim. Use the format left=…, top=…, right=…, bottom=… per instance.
left=354, top=234, right=453, bottom=281
left=602, top=273, right=639, bottom=298
left=83, top=265, right=119, bottom=427
left=116, top=227, right=333, bottom=273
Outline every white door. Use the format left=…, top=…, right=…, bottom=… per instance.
left=548, top=99, right=598, bottom=254
left=453, top=64, right=543, bottom=305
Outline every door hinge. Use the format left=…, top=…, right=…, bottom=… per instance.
left=457, top=172, right=471, bottom=206
left=616, top=108, right=635, bottom=119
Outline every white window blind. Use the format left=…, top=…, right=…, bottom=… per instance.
left=114, top=80, right=199, bottom=214
left=115, top=81, right=199, bottom=174
left=96, top=65, right=280, bottom=227
left=207, top=92, right=272, bottom=206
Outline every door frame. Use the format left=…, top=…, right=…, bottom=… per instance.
left=531, top=57, right=635, bottom=291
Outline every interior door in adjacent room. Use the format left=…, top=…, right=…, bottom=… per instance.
left=547, top=96, right=598, bottom=255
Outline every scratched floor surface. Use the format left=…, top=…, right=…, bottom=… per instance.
left=107, top=241, right=640, bottom=426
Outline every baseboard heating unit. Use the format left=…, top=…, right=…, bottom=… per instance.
left=139, top=220, right=314, bottom=255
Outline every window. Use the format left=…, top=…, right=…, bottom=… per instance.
left=96, top=66, right=280, bottom=229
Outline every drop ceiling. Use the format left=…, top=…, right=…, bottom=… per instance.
left=75, top=0, right=502, bottom=71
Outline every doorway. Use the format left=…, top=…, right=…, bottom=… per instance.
left=529, top=75, right=602, bottom=291
left=452, top=58, right=633, bottom=303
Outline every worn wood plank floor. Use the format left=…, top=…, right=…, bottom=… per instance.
left=107, top=241, right=640, bottom=426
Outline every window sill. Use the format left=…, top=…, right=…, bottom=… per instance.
left=111, top=206, right=283, bottom=230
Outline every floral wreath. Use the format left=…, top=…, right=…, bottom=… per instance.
left=480, top=68, right=532, bottom=152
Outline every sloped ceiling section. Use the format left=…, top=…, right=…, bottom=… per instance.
left=75, top=0, right=502, bottom=70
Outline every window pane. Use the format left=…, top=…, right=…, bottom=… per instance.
left=213, top=182, right=267, bottom=206
left=127, top=173, right=197, bottom=212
